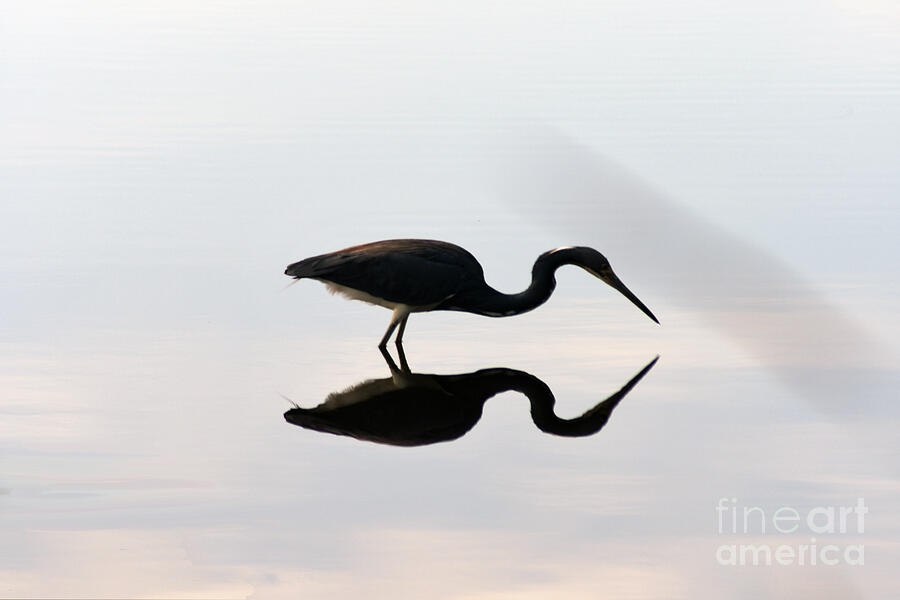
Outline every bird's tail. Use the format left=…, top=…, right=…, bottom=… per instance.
left=285, top=252, right=356, bottom=279
left=284, top=260, right=309, bottom=279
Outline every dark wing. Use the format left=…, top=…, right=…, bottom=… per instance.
left=285, top=239, right=485, bottom=307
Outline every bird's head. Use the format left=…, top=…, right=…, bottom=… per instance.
left=547, top=246, right=660, bottom=324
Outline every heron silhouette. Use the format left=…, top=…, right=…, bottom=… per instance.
left=285, top=239, right=658, bottom=347
left=284, top=347, right=659, bottom=446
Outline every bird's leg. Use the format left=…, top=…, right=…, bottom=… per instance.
left=378, top=308, right=410, bottom=348
left=379, top=345, right=403, bottom=375
left=378, top=319, right=399, bottom=348
left=395, top=313, right=409, bottom=346
left=394, top=314, right=411, bottom=373
left=395, top=339, right=411, bottom=373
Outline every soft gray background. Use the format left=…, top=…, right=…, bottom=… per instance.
left=2, top=1, right=898, bottom=598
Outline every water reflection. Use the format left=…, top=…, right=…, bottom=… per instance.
left=284, top=348, right=658, bottom=446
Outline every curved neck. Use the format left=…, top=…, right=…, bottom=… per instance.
left=465, top=249, right=575, bottom=317
left=463, top=356, right=657, bottom=437
left=466, top=369, right=626, bottom=437
left=510, top=373, right=624, bottom=437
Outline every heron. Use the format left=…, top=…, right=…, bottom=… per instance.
left=283, top=352, right=659, bottom=447
left=284, top=239, right=658, bottom=347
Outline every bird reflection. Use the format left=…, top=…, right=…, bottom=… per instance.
left=284, top=348, right=658, bottom=446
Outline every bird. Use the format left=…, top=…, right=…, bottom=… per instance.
left=283, top=350, right=659, bottom=446
left=284, top=239, right=659, bottom=347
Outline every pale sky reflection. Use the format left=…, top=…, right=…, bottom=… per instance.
left=490, top=129, right=897, bottom=415
left=2, top=0, right=899, bottom=598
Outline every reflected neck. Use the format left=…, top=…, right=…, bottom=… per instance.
left=469, top=369, right=622, bottom=437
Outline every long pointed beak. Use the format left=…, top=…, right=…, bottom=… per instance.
left=604, top=272, right=660, bottom=324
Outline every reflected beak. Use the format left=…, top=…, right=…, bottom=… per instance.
left=603, top=272, right=660, bottom=324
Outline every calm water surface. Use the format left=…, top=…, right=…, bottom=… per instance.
left=2, top=1, right=899, bottom=598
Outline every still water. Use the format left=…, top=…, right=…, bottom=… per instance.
left=2, top=1, right=899, bottom=598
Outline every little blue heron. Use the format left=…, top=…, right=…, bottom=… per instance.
left=285, top=239, right=658, bottom=347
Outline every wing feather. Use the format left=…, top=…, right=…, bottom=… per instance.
left=285, top=240, right=484, bottom=307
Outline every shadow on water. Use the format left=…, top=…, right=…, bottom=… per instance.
left=284, top=347, right=659, bottom=447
